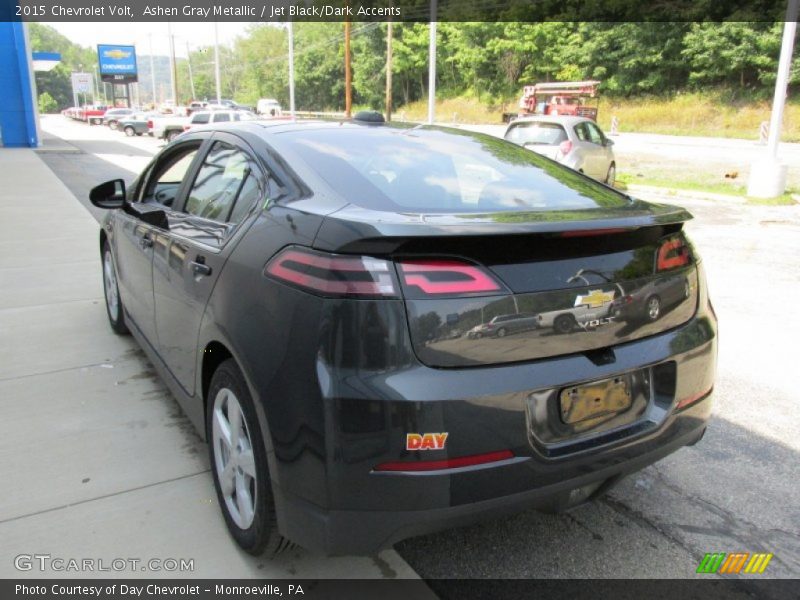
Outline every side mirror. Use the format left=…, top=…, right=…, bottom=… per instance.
left=90, top=179, right=126, bottom=209
left=604, top=138, right=615, bottom=147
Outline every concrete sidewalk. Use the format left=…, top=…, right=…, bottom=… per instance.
left=0, top=148, right=421, bottom=580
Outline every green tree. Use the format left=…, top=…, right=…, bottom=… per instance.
left=37, top=91, right=57, bottom=113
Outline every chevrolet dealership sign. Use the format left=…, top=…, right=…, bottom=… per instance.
left=97, top=44, right=138, bottom=84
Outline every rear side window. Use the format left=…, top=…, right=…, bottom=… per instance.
left=214, top=113, right=231, bottom=123
left=281, top=126, right=627, bottom=213
left=183, top=141, right=261, bottom=224
left=505, top=122, right=567, bottom=146
left=192, top=113, right=210, bottom=124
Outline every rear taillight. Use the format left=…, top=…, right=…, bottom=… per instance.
left=147, top=120, right=153, bottom=129
left=265, top=247, right=398, bottom=298
left=398, top=259, right=506, bottom=298
left=559, top=140, right=573, bottom=155
left=183, top=125, right=191, bottom=131
left=657, top=237, right=691, bottom=272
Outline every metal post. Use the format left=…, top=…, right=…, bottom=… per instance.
left=148, top=34, right=157, bottom=105
left=186, top=41, right=196, bottom=100
left=93, top=65, right=99, bottom=101
left=746, top=0, right=798, bottom=198
left=214, top=22, right=222, bottom=105
left=427, top=0, right=437, bottom=125
left=385, top=21, right=393, bottom=121
left=167, top=22, right=178, bottom=106
left=288, top=21, right=296, bottom=120
left=344, top=20, right=352, bottom=117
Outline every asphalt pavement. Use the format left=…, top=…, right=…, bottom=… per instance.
left=14, top=116, right=800, bottom=587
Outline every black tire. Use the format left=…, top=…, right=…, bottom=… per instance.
left=207, top=359, right=286, bottom=557
left=554, top=314, right=575, bottom=334
left=124, top=126, right=136, bottom=137
left=645, top=295, right=662, bottom=322
left=102, top=241, right=129, bottom=335
left=166, top=130, right=180, bottom=142
left=496, top=327, right=507, bottom=338
left=606, top=163, right=616, bottom=187
left=108, top=120, right=118, bottom=130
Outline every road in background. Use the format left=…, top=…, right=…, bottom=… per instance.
left=30, top=116, right=800, bottom=584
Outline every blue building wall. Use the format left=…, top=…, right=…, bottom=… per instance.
left=0, top=21, right=39, bottom=147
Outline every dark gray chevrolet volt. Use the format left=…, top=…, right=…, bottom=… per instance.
left=90, top=118, right=717, bottom=556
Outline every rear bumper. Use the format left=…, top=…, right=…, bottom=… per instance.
left=265, top=309, right=716, bottom=555
left=274, top=406, right=709, bottom=555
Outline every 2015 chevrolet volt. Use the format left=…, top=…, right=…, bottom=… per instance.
left=90, top=118, right=717, bottom=556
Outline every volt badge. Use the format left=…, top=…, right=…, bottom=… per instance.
left=406, top=432, right=448, bottom=451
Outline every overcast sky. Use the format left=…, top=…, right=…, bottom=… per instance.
left=45, top=22, right=266, bottom=57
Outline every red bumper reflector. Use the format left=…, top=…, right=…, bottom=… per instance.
left=374, top=450, right=514, bottom=472
left=676, top=386, right=713, bottom=410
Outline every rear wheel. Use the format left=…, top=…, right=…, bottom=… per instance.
left=108, top=120, right=118, bottom=130
left=166, top=130, right=181, bottom=142
left=102, top=241, right=129, bottom=335
left=124, top=126, right=136, bottom=137
left=496, top=327, right=507, bottom=338
left=605, top=163, right=616, bottom=187
left=554, top=314, right=575, bottom=334
left=207, top=359, right=285, bottom=557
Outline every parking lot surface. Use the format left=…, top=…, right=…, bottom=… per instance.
left=5, top=115, right=798, bottom=586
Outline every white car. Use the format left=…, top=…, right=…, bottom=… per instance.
left=256, top=98, right=282, bottom=117
left=504, top=116, right=616, bottom=186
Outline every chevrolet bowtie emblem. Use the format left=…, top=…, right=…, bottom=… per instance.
left=104, top=50, right=131, bottom=60
left=575, top=289, right=615, bottom=308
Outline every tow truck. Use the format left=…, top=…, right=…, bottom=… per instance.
left=504, top=80, right=601, bottom=123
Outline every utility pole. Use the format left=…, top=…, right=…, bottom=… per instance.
left=344, top=20, right=352, bottom=117
left=746, top=0, right=798, bottom=198
left=214, top=22, right=222, bottom=104
left=148, top=34, right=157, bottom=106
left=186, top=41, right=196, bottom=100
left=385, top=21, right=393, bottom=121
left=427, top=0, right=437, bottom=125
left=93, top=64, right=99, bottom=101
left=288, top=21, right=296, bottom=119
left=167, top=22, right=178, bottom=105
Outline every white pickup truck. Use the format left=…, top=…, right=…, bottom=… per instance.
left=149, top=109, right=257, bottom=142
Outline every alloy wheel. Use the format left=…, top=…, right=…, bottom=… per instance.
left=212, top=388, right=257, bottom=529
left=103, top=250, right=119, bottom=321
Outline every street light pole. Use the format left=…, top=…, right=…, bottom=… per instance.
left=385, top=21, right=393, bottom=121
left=427, top=0, right=437, bottom=125
left=148, top=34, right=157, bottom=105
left=214, top=22, right=222, bottom=105
left=186, top=41, right=196, bottom=100
left=288, top=21, right=296, bottom=120
left=747, top=0, right=799, bottom=198
left=167, top=22, right=178, bottom=106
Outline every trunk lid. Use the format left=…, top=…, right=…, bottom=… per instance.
left=315, top=203, right=698, bottom=368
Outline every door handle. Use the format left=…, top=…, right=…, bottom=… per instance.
left=190, top=260, right=212, bottom=277
left=139, top=234, right=153, bottom=249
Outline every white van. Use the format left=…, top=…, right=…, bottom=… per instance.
left=256, top=98, right=282, bottom=117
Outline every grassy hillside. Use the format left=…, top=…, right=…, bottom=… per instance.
left=397, top=93, right=800, bottom=142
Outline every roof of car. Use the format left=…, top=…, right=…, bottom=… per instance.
left=508, top=115, right=594, bottom=127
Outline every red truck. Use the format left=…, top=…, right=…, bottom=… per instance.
left=506, top=80, right=601, bottom=122
left=62, top=104, right=107, bottom=125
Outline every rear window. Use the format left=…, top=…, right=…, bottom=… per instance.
left=505, top=122, right=567, bottom=146
left=281, top=126, right=627, bottom=213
